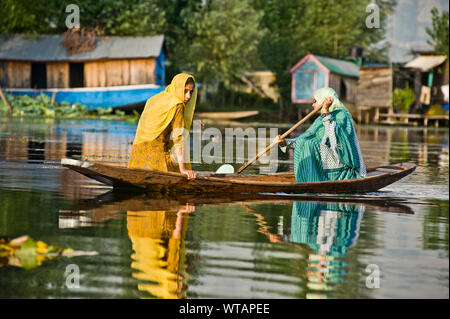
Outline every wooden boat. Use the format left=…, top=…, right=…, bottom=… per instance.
left=61, top=158, right=416, bottom=195
left=195, top=110, right=259, bottom=120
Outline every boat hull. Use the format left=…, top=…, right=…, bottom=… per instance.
left=61, top=159, right=416, bottom=195
left=5, top=84, right=165, bottom=110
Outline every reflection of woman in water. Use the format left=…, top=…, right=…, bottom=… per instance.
left=290, top=201, right=364, bottom=257
left=126, top=204, right=194, bottom=298
left=243, top=200, right=364, bottom=297
left=290, top=201, right=364, bottom=294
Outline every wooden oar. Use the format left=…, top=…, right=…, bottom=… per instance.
left=236, top=107, right=322, bottom=174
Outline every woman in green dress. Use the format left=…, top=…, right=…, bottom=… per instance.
left=274, top=87, right=366, bottom=182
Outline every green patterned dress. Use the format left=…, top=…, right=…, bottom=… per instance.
left=285, top=108, right=366, bottom=183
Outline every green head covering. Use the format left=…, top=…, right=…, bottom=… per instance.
left=313, top=87, right=347, bottom=114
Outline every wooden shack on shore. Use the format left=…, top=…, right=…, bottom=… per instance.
left=355, top=65, right=393, bottom=123
left=0, top=34, right=167, bottom=89
left=357, top=65, right=392, bottom=109
left=404, top=55, right=449, bottom=107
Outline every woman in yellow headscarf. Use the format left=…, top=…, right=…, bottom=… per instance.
left=128, top=73, right=198, bottom=179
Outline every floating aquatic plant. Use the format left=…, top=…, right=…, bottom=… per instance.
left=0, top=93, right=140, bottom=123
left=0, top=235, right=98, bottom=270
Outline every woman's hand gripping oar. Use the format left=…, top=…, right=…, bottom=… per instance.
left=235, top=105, right=324, bottom=174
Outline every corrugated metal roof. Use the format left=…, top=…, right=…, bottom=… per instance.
left=0, top=34, right=165, bottom=61
left=404, top=55, right=447, bottom=72
left=315, top=55, right=360, bottom=78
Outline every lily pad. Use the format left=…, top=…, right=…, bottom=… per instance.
left=13, top=237, right=38, bottom=270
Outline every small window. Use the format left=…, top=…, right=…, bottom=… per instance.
left=295, top=71, right=327, bottom=101
left=31, top=63, right=47, bottom=89
left=69, top=63, right=84, bottom=88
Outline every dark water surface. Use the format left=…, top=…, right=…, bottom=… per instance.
left=0, top=117, right=448, bottom=299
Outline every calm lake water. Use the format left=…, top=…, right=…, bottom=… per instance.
left=0, top=116, right=448, bottom=299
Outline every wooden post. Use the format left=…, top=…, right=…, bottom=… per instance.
left=0, top=88, right=13, bottom=114
left=374, top=107, right=380, bottom=123
left=51, top=91, right=57, bottom=106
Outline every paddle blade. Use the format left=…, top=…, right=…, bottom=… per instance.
left=215, top=164, right=235, bottom=174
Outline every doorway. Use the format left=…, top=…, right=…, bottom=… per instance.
left=69, top=63, right=84, bottom=88
left=31, top=63, right=47, bottom=89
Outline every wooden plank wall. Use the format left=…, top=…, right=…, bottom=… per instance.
left=343, top=77, right=358, bottom=104
left=357, top=67, right=392, bottom=107
left=4, top=58, right=156, bottom=88
left=0, top=62, right=5, bottom=86
left=129, top=59, right=155, bottom=85
left=47, top=62, right=69, bottom=88
left=328, top=73, right=358, bottom=104
left=328, top=73, right=341, bottom=95
left=6, top=61, right=31, bottom=88
left=84, top=58, right=155, bottom=87
left=441, top=59, right=449, bottom=86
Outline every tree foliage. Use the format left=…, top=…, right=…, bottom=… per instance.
left=0, top=0, right=61, bottom=34
left=150, top=0, right=204, bottom=81
left=392, top=83, right=415, bottom=113
left=0, top=0, right=167, bottom=35
left=425, top=7, right=449, bottom=56
left=184, top=0, right=266, bottom=87
left=253, top=0, right=396, bottom=112
left=0, top=0, right=399, bottom=112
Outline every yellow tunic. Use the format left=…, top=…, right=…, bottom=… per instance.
left=127, top=104, right=186, bottom=172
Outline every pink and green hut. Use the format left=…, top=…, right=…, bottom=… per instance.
left=290, top=53, right=360, bottom=109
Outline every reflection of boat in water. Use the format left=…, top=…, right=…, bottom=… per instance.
left=60, top=192, right=413, bottom=299
left=59, top=190, right=414, bottom=228
left=61, top=159, right=416, bottom=195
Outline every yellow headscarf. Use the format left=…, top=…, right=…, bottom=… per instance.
left=132, top=73, right=198, bottom=146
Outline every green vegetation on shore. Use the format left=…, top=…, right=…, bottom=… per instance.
left=0, top=93, right=140, bottom=123
left=0, top=91, right=283, bottom=124
left=392, top=84, right=415, bottom=113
